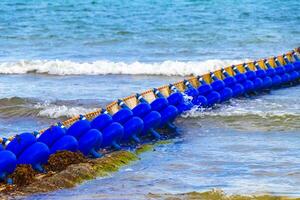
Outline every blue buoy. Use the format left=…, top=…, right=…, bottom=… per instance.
left=183, top=80, right=208, bottom=107
left=159, top=104, right=178, bottom=128
left=120, top=97, right=161, bottom=140
left=142, top=111, right=161, bottom=138
left=221, top=69, right=245, bottom=97
left=150, top=97, right=169, bottom=111
left=197, top=76, right=221, bottom=106
left=143, top=90, right=179, bottom=131
left=66, top=115, right=105, bottom=158
left=243, top=64, right=264, bottom=91
left=112, top=108, right=133, bottom=124
left=197, top=80, right=213, bottom=95
left=91, top=111, right=124, bottom=149
left=78, top=129, right=103, bottom=158
left=67, top=115, right=91, bottom=139
left=101, top=122, right=124, bottom=150
left=17, top=142, right=50, bottom=172
left=132, top=103, right=152, bottom=118
left=210, top=72, right=233, bottom=102
left=37, top=125, right=66, bottom=148
left=273, top=57, right=291, bottom=84
left=168, top=84, right=194, bottom=113
left=91, top=112, right=113, bottom=131
left=167, top=87, right=184, bottom=105
left=183, top=80, right=199, bottom=98
left=5, top=133, right=36, bottom=157
left=122, top=116, right=144, bottom=141
left=253, top=62, right=273, bottom=89
left=50, top=135, right=79, bottom=154
left=264, top=60, right=282, bottom=87
left=0, top=150, right=17, bottom=182
left=192, top=95, right=208, bottom=107
left=232, top=65, right=255, bottom=93
left=115, top=101, right=146, bottom=143
left=283, top=54, right=300, bottom=82
left=292, top=51, right=300, bottom=71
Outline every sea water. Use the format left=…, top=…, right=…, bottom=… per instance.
left=0, top=0, right=300, bottom=199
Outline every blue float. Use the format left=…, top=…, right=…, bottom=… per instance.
left=183, top=80, right=208, bottom=107
left=232, top=65, right=255, bottom=93
left=66, top=115, right=102, bottom=158
left=101, top=121, right=124, bottom=149
left=282, top=54, right=300, bottom=82
left=0, top=150, right=17, bottom=183
left=132, top=102, right=151, bottom=118
left=50, top=135, right=79, bottom=154
left=37, top=125, right=66, bottom=148
left=78, top=129, right=103, bottom=157
left=138, top=90, right=178, bottom=131
left=210, top=72, right=233, bottom=102
left=243, top=64, right=264, bottom=91
left=5, top=133, right=36, bottom=157
left=121, top=99, right=162, bottom=140
left=91, top=112, right=113, bottom=130
left=37, top=124, right=79, bottom=154
left=168, top=84, right=194, bottom=113
left=197, top=76, right=221, bottom=107
left=113, top=104, right=144, bottom=142
left=221, top=69, right=245, bottom=97
left=66, top=115, right=91, bottom=139
left=292, top=51, right=300, bottom=71
left=17, top=142, right=50, bottom=172
left=4, top=133, right=50, bottom=172
left=91, top=111, right=124, bottom=150
left=272, top=57, right=291, bottom=84
left=253, top=62, right=273, bottom=89
left=264, top=60, right=282, bottom=87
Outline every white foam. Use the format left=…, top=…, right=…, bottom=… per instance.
left=182, top=99, right=300, bottom=119
left=0, top=59, right=249, bottom=76
left=183, top=107, right=300, bottom=119
left=35, top=104, right=97, bottom=118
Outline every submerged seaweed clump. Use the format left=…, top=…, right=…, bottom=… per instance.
left=45, top=151, right=87, bottom=172
left=91, top=150, right=139, bottom=176
left=15, top=151, right=138, bottom=195
left=8, top=165, right=37, bottom=187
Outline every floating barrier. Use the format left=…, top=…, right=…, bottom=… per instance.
left=67, top=116, right=103, bottom=158
left=37, top=124, right=79, bottom=154
left=90, top=111, right=124, bottom=150
left=4, top=133, right=49, bottom=173
left=1, top=48, right=300, bottom=184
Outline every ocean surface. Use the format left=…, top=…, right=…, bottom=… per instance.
left=0, top=0, right=300, bottom=199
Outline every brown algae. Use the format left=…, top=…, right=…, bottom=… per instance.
left=147, top=190, right=300, bottom=200
left=0, top=150, right=138, bottom=197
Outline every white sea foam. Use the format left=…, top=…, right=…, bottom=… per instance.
left=0, top=59, right=249, bottom=76
left=35, top=104, right=97, bottom=118
left=183, top=107, right=300, bottom=119
left=181, top=99, right=300, bottom=119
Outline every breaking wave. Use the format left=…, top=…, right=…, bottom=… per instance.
left=0, top=97, right=98, bottom=119
left=0, top=59, right=248, bottom=76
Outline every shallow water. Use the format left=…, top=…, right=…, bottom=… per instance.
left=1, top=0, right=300, bottom=199
left=21, top=85, right=300, bottom=199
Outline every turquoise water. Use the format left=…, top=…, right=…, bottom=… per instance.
left=0, top=0, right=300, bottom=199
left=0, top=0, right=299, bottom=62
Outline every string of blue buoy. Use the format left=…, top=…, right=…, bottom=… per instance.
left=0, top=50, right=299, bottom=184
